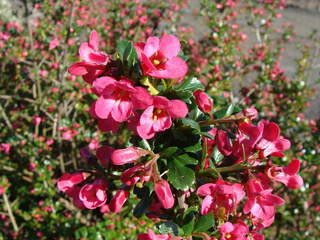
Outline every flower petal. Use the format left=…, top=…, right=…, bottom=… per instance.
left=111, top=99, right=133, bottom=122
left=144, top=36, right=160, bottom=57
left=167, top=100, right=188, bottom=119
left=89, top=30, right=99, bottom=51
left=159, top=34, right=181, bottom=59
left=94, top=96, right=115, bottom=119
left=68, top=62, right=88, bottom=75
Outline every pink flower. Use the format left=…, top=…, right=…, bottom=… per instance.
left=57, top=172, right=88, bottom=193
left=244, top=178, right=284, bottom=221
left=68, top=30, right=109, bottom=83
left=92, top=77, right=152, bottom=122
left=256, top=120, right=291, bottom=158
left=67, top=186, right=85, bottom=209
left=0, top=143, right=11, bottom=154
left=242, top=107, right=258, bottom=120
left=218, top=221, right=249, bottom=240
left=193, top=90, right=213, bottom=113
left=111, top=146, right=147, bottom=165
left=137, top=229, right=171, bottom=240
left=109, top=189, right=130, bottom=213
left=267, top=159, right=303, bottom=189
left=79, top=30, right=109, bottom=64
left=96, top=146, right=115, bottom=167
left=137, top=96, right=188, bottom=139
left=197, top=179, right=245, bottom=217
left=32, top=116, right=42, bottom=126
left=49, top=38, right=59, bottom=50
left=62, top=130, right=73, bottom=141
left=154, top=179, right=175, bottom=209
left=97, top=117, right=119, bottom=134
left=79, top=179, right=108, bottom=209
left=135, top=34, right=188, bottom=79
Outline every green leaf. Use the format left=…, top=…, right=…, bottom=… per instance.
left=213, top=146, right=224, bottom=163
left=175, top=77, right=204, bottom=92
left=116, top=40, right=129, bottom=60
left=181, top=118, right=200, bottom=131
left=157, top=222, right=181, bottom=236
left=116, top=40, right=138, bottom=66
left=161, top=147, right=179, bottom=158
left=182, top=212, right=195, bottom=235
left=199, top=131, right=215, bottom=140
left=176, top=154, right=198, bottom=165
left=168, top=156, right=196, bottom=190
left=193, top=212, right=215, bottom=233
left=133, top=198, right=151, bottom=218
left=138, top=139, right=151, bottom=151
left=175, top=90, right=193, bottom=102
left=184, top=142, right=202, bottom=153
left=214, top=104, right=234, bottom=119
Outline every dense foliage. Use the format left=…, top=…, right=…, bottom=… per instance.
left=0, top=0, right=319, bottom=239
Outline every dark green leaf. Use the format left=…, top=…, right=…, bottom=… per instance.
left=182, top=212, right=195, bottom=235
left=199, top=131, right=215, bottom=140
left=168, top=157, right=195, bottom=190
left=175, top=90, right=193, bottom=102
left=176, top=154, right=198, bottom=165
left=175, top=77, right=204, bottom=92
left=116, top=40, right=138, bottom=66
left=214, top=104, right=234, bottom=119
left=181, top=118, right=200, bottom=131
left=116, top=40, right=129, bottom=60
left=184, top=142, right=202, bottom=153
left=161, top=147, right=179, bottom=158
left=133, top=198, right=151, bottom=218
left=193, top=212, right=215, bottom=233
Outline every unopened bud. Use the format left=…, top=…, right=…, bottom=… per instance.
left=111, top=146, right=146, bottom=165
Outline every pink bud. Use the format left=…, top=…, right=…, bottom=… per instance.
left=96, top=146, right=114, bottom=167
left=111, top=147, right=146, bottom=165
left=216, top=130, right=233, bottom=156
left=109, top=189, right=130, bottom=213
left=57, top=172, right=88, bottom=193
left=193, top=90, right=213, bottom=113
left=242, top=107, right=258, bottom=120
left=33, top=116, right=42, bottom=126
left=154, top=179, right=174, bottom=209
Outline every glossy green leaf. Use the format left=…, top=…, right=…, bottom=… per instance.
left=193, top=212, right=215, bottom=233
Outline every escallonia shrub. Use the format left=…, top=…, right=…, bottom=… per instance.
left=59, top=30, right=304, bottom=240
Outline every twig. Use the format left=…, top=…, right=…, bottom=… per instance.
left=3, top=192, right=18, bottom=232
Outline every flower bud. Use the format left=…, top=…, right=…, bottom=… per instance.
left=111, top=146, right=146, bottom=165
left=96, top=146, right=114, bottom=167
left=242, top=107, right=258, bottom=120
left=109, top=189, right=130, bottom=213
left=57, top=172, right=88, bottom=193
left=193, top=90, right=213, bottom=113
left=154, top=179, right=174, bottom=209
left=216, top=130, right=233, bottom=156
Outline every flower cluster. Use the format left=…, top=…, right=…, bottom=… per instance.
left=59, top=30, right=304, bottom=240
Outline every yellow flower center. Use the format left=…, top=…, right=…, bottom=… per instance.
left=153, top=59, right=161, bottom=65
left=225, top=233, right=232, bottom=239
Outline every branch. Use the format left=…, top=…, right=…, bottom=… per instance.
left=3, top=192, right=18, bottom=232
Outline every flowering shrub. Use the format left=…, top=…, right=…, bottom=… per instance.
left=60, top=28, right=305, bottom=239
left=0, top=0, right=319, bottom=239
